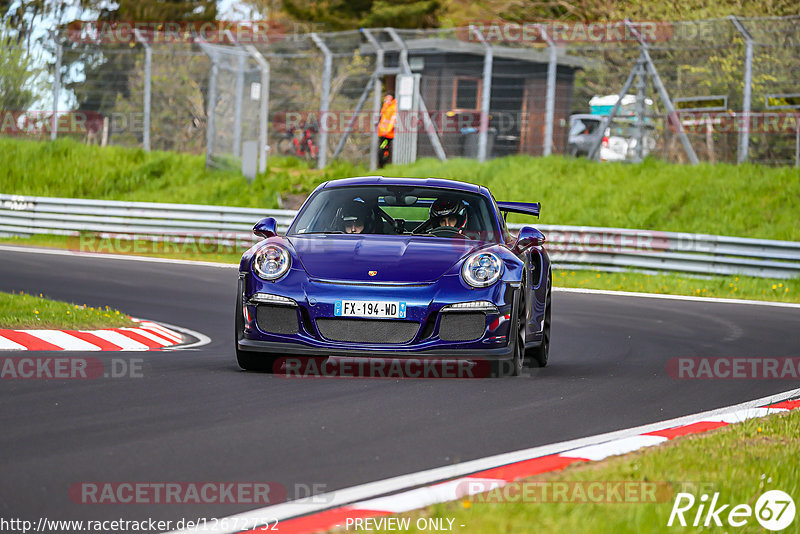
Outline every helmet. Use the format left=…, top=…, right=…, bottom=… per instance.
left=340, top=200, right=373, bottom=233
left=430, top=198, right=467, bottom=230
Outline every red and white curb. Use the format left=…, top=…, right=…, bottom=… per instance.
left=170, top=388, right=800, bottom=534
left=0, top=319, right=184, bottom=351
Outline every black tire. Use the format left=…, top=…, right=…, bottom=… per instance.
left=235, top=290, right=280, bottom=372
left=529, top=280, right=551, bottom=368
left=492, top=286, right=525, bottom=378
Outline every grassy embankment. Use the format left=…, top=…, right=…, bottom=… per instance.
left=0, top=290, right=136, bottom=329
left=2, top=137, right=799, bottom=304
left=371, top=408, right=800, bottom=534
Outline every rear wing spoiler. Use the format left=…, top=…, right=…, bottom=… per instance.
left=496, top=201, right=540, bottom=219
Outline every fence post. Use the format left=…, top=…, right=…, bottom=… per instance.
left=624, top=19, right=699, bottom=165
left=634, top=55, right=648, bottom=162
left=310, top=33, right=332, bottom=169
left=470, top=26, right=493, bottom=163
left=243, top=44, right=270, bottom=175
left=538, top=25, right=557, bottom=157
left=362, top=29, right=383, bottom=171
left=134, top=30, right=152, bottom=152
left=729, top=16, right=752, bottom=164
left=385, top=27, right=447, bottom=162
left=205, top=51, right=218, bottom=168
left=51, top=40, right=62, bottom=141
left=233, top=53, right=245, bottom=157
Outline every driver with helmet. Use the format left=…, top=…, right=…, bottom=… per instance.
left=340, top=200, right=373, bottom=234
left=429, top=198, right=468, bottom=233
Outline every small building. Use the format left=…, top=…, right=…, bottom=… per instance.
left=364, top=38, right=589, bottom=158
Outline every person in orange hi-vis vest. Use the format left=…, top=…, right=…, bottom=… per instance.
left=377, top=94, right=396, bottom=168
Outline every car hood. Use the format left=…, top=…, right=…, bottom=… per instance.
left=288, top=235, right=485, bottom=283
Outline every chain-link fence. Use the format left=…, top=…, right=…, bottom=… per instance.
left=6, top=17, right=799, bottom=170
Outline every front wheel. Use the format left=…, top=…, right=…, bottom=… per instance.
left=235, top=290, right=280, bottom=372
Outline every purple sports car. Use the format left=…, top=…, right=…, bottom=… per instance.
left=235, top=176, right=551, bottom=377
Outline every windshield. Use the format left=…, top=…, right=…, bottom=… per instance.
left=288, top=185, right=499, bottom=242
left=569, top=118, right=601, bottom=136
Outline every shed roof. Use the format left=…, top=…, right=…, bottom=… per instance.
left=360, top=38, right=591, bottom=69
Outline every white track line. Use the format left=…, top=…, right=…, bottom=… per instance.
left=555, top=287, right=800, bottom=309
left=169, top=387, right=800, bottom=534
left=149, top=320, right=212, bottom=350
left=5, top=245, right=799, bottom=309
left=0, top=244, right=236, bottom=269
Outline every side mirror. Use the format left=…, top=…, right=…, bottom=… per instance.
left=253, top=217, right=278, bottom=238
left=515, top=226, right=545, bottom=252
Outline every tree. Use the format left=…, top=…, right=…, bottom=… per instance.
left=279, top=0, right=441, bottom=30
left=0, top=26, right=43, bottom=113
left=61, top=0, right=218, bottom=117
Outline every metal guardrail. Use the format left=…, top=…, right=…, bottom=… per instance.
left=2, top=194, right=799, bottom=279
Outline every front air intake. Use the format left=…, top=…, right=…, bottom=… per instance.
left=438, top=312, right=486, bottom=341
left=315, top=318, right=419, bottom=344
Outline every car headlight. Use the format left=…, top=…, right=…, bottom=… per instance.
left=461, top=252, right=503, bottom=288
left=253, top=244, right=291, bottom=280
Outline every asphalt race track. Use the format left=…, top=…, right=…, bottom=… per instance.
left=2, top=246, right=799, bottom=528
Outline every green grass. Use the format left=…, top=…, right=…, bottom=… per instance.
left=2, top=137, right=800, bottom=240
left=0, top=290, right=137, bottom=329
left=0, top=137, right=362, bottom=209
left=384, top=156, right=800, bottom=241
left=378, top=409, right=800, bottom=533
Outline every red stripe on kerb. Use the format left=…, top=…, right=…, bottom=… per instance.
left=138, top=328, right=177, bottom=344
left=113, top=329, right=165, bottom=349
left=645, top=421, right=729, bottom=440
left=467, top=454, right=586, bottom=483
left=766, top=399, right=800, bottom=411
left=66, top=331, right=124, bottom=350
left=0, top=330, right=63, bottom=351
left=238, top=507, right=391, bottom=534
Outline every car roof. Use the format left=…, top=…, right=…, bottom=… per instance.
left=322, top=176, right=484, bottom=195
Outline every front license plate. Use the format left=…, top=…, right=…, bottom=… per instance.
left=335, top=300, right=407, bottom=319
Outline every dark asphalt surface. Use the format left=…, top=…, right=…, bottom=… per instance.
left=1, top=246, right=799, bottom=529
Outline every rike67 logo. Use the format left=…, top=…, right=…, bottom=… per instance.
left=668, top=490, right=796, bottom=531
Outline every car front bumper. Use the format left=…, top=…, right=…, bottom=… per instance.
left=238, top=271, right=519, bottom=360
